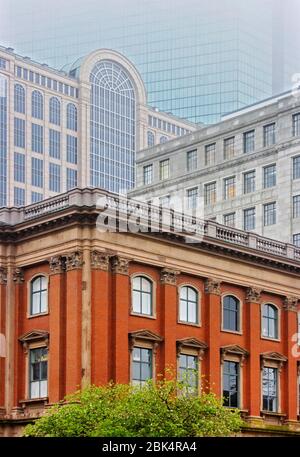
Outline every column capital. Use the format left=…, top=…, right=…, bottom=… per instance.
left=204, top=278, right=221, bottom=295
left=283, top=296, right=298, bottom=312
left=91, top=251, right=110, bottom=271
left=49, top=255, right=65, bottom=274
left=65, top=251, right=84, bottom=271
left=111, top=256, right=130, bottom=275
left=245, top=287, right=262, bottom=304
left=12, top=268, right=24, bottom=284
left=0, top=267, right=7, bottom=285
left=160, top=268, right=180, bottom=285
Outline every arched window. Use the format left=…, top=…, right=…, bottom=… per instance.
left=31, top=90, right=43, bottom=120
left=14, top=84, right=25, bottom=114
left=160, top=135, right=168, bottom=144
left=179, top=286, right=198, bottom=324
left=262, top=304, right=278, bottom=339
left=49, top=97, right=61, bottom=126
left=66, top=103, right=77, bottom=131
left=147, top=131, right=155, bottom=147
left=223, top=295, right=240, bottom=332
left=132, top=276, right=153, bottom=315
left=30, top=276, right=48, bottom=315
left=90, top=60, right=136, bottom=193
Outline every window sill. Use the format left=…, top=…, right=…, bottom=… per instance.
left=221, top=329, right=242, bottom=336
left=20, top=397, right=48, bottom=407
left=177, top=320, right=201, bottom=328
left=130, top=312, right=156, bottom=320
left=26, top=312, right=49, bottom=319
left=260, top=411, right=286, bottom=418
left=260, top=336, right=280, bottom=343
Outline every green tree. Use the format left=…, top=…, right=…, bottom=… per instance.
left=24, top=377, right=243, bottom=437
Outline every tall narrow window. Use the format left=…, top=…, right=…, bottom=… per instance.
left=262, top=304, right=278, bottom=339
left=66, top=103, right=78, bottom=131
left=31, top=90, right=43, bottom=120
left=224, top=137, right=235, bottom=159
left=132, top=347, right=152, bottom=387
left=31, top=157, right=43, bottom=188
left=244, top=170, right=255, bottom=194
left=244, top=207, right=255, bottom=231
left=187, top=187, right=198, bottom=210
left=263, top=123, right=276, bottom=147
left=49, top=129, right=61, bottom=159
left=224, top=176, right=236, bottom=200
left=49, top=163, right=61, bottom=193
left=14, top=118, right=25, bottom=148
left=223, top=361, right=239, bottom=408
left=204, top=182, right=216, bottom=205
left=14, top=187, right=25, bottom=207
left=29, top=347, right=48, bottom=399
left=30, top=276, right=48, bottom=315
left=132, top=276, right=153, bottom=316
left=49, top=97, right=61, bottom=126
left=243, top=130, right=255, bottom=153
left=263, top=164, right=276, bottom=188
left=14, top=152, right=25, bottom=183
left=293, top=195, right=300, bottom=218
left=223, top=212, right=236, bottom=228
left=67, top=134, right=77, bottom=164
left=179, top=354, right=198, bottom=394
left=67, top=168, right=77, bottom=190
left=179, top=286, right=198, bottom=324
left=187, top=150, right=197, bottom=171
left=31, top=124, right=43, bottom=153
left=264, top=202, right=276, bottom=226
left=143, top=164, right=153, bottom=185
left=262, top=367, right=278, bottom=412
left=147, top=131, right=155, bottom=147
left=293, top=113, right=300, bottom=137
left=159, top=159, right=170, bottom=180
left=223, top=295, right=240, bottom=332
left=205, top=143, right=216, bottom=166
left=293, top=156, right=300, bottom=180
left=14, top=84, right=25, bottom=114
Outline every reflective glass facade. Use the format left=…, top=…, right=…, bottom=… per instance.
left=2, top=0, right=300, bottom=124
left=0, top=74, right=7, bottom=206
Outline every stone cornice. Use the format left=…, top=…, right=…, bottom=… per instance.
left=204, top=278, right=221, bottom=295
left=245, top=287, right=262, bottom=304
left=65, top=251, right=84, bottom=271
left=49, top=255, right=65, bottom=274
left=160, top=268, right=180, bottom=285
left=111, top=256, right=130, bottom=275
left=91, top=251, right=111, bottom=271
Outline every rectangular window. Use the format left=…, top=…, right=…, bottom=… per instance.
left=223, top=212, right=236, bottom=228
left=159, top=159, right=170, bottom=180
left=14, top=187, right=25, bottom=206
left=179, top=354, right=198, bottom=394
left=263, top=164, right=276, bottom=188
left=204, top=182, right=216, bottom=205
left=244, top=170, right=255, bottom=194
left=14, top=152, right=25, bottom=183
left=49, top=129, right=61, bottom=159
left=264, top=202, right=276, bottom=226
left=205, top=143, right=216, bottom=166
left=244, top=207, right=255, bottom=231
left=14, top=117, right=25, bottom=148
left=293, top=113, right=300, bottom=137
left=143, top=164, right=153, bottom=185
left=293, top=233, right=300, bottom=247
left=31, top=157, right=43, bottom=188
left=32, top=123, right=43, bottom=153
left=159, top=195, right=170, bottom=208
left=66, top=134, right=77, bottom=164
left=31, top=191, right=43, bottom=203
left=49, top=163, right=61, bottom=193
left=187, top=150, right=197, bottom=171
left=0, top=58, right=6, bottom=69
left=224, top=137, right=235, bottom=160
left=293, top=195, right=300, bottom=218
left=243, top=130, right=255, bottom=153
left=262, top=367, right=278, bottom=412
left=224, top=176, right=236, bottom=200
left=263, top=123, right=276, bottom=147
left=67, top=168, right=78, bottom=190
left=187, top=187, right=198, bottom=210
left=29, top=347, right=48, bottom=399
left=223, top=361, right=239, bottom=408
left=293, top=156, right=300, bottom=180
left=132, top=347, right=152, bottom=387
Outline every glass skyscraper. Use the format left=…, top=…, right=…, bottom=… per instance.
left=1, top=0, right=300, bottom=124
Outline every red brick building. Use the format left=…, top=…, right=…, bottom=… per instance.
left=0, top=188, right=300, bottom=436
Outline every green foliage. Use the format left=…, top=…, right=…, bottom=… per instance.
left=24, top=378, right=243, bottom=437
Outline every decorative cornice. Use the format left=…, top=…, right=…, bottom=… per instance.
left=91, top=251, right=111, bottom=271
left=0, top=267, right=7, bottom=285
left=49, top=255, right=65, bottom=274
left=283, top=296, right=298, bottom=312
left=204, top=278, right=221, bottom=295
left=260, top=351, right=288, bottom=372
left=245, top=287, right=261, bottom=304
left=221, top=345, right=249, bottom=367
left=129, top=329, right=163, bottom=354
left=19, top=329, right=49, bottom=354
left=176, top=338, right=208, bottom=360
left=111, top=256, right=130, bottom=275
left=160, top=268, right=180, bottom=285
left=65, top=251, right=84, bottom=271
left=13, top=268, right=24, bottom=284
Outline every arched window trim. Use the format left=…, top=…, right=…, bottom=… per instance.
left=14, top=83, right=26, bottom=114
left=147, top=130, right=155, bottom=147
left=66, top=103, right=78, bottom=131
left=31, top=90, right=44, bottom=120
left=28, top=274, right=49, bottom=317
left=261, top=302, right=280, bottom=341
left=221, top=293, right=242, bottom=334
left=49, top=96, right=61, bottom=126
left=178, top=284, right=201, bottom=326
left=160, top=135, right=168, bottom=144
left=130, top=273, right=155, bottom=318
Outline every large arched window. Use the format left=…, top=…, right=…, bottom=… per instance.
left=49, top=97, right=61, bottom=126
left=132, top=275, right=153, bottom=315
left=147, top=131, right=155, bottom=147
left=14, top=84, right=25, bottom=114
left=262, top=304, right=278, bottom=339
left=223, top=295, right=240, bottom=332
left=31, top=90, right=43, bottom=120
left=66, top=103, right=77, bottom=131
left=30, top=276, right=48, bottom=315
left=160, top=135, right=168, bottom=144
left=90, top=60, right=136, bottom=193
left=179, top=286, right=198, bottom=324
